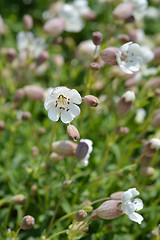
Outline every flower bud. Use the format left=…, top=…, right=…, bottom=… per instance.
left=11, top=194, right=26, bottom=205
left=92, top=200, right=123, bottom=220
left=31, top=146, right=39, bottom=158
left=14, top=89, right=25, bottom=102
left=142, top=138, right=160, bottom=157
left=31, top=184, right=38, bottom=196
left=100, top=47, right=119, bottom=65
left=49, top=152, right=64, bottom=163
left=0, top=15, right=4, bottom=35
left=20, top=215, right=35, bottom=230
left=52, top=140, right=77, bottom=157
left=62, top=180, right=72, bottom=188
left=52, top=36, right=63, bottom=45
left=152, top=110, right=160, bottom=128
left=140, top=167, right=155, bottom=177
left=154, top=47, right=160, bottom=64
left=0, top=120, right=5, bottom=130
left=114, top=126, right=130, bottom=136
left=117, top=91, right=135, bottom=116
left=75, top=210, right=87, bottom=222
left=23, top=14, right=33, bottom=30
left=23, top=85, right=45, bottom=101
left=90, top=62, right=101, bottom=71
left=75, top=142, right=89, bottom=160
left=92, top=32, right=102, bottom=46
left=43, top=17, right=65, bottom=36
left=67, top=125, right=80, bottom=141
left=6, top=48, right=16, bottom=63
left=22, top=111, right=31, bottom=120
left=151, top=230, right=159, bottom=237
left=110, top=192, right=124, bottom=200
left=92, top=81, right=105, bottom=92
left=125, top=15, right=135, bottom=23
left=147, top=77, right=160, bottom=90
left=36, top=51, right=49, bottom=65
left=117, top=34, right=131, bottom=43
left=155, top=88, right=160, bottom=96
left=125, top=77, right=137, bottom=88
left=53, top=54, right=64, bottom=67
left=83, top=10, right=96, bottom=20
left=38, top=127, right=46, bottom=135
left=83, top=95, right=99, bottom=107
left=113, top=2, right=133, bottom=21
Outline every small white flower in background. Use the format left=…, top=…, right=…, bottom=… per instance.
left=150, top=138, right=160, bottom=151
left=80, top=139, right=93, bottom=166
left=144, top=7, right=160, bottom=19
left=125, top=0, right=148, bottom=13
left=44, top=87, right=82, bottom=124
left=77, top=40, right=100, bottom=57
left=17, top=31, right=46, bottom=58
left=141, top=46, right=154, bottom=63
left=122, top=91, right=135, bottom=102
left=59, top=4, right=84, bottom=32
left=135, top=108, right=146, bottom=124
left=116, top=42, right=144, bottom=74
left=121, top=188, right=144, bottom=224
left=73, top=0, right=91, bottom=16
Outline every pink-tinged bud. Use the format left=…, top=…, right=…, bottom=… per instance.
left=125, top=77, right=137, bottom=88
left=140, top=166, right=155, bottom=177
left=38, top=127, right=46, bottom=135
left=53, top=54, right=64, bottom=67
left=23, top=85, right=45, bottom=101
left=62, top=180, right=72, bottom=188
left=113, top=2, right=134, bottom=21
left=117, top=91, right=135, bottom=116
left=147, top=77, right=160, bottom=90
left=125, top=15, right=135, bottom=23
left=36, top=51, right=49, bottom=65
left=152, top=110, right=160, bottom=128
left=151, top=230, right=159, bottom=237
left=90, top=62, right=101, bottom=71
left=83, top=10, right=96, bottom=20
left=83, top=95, right=99, bottom=107
left=43, top=17, right=65, bottom=36
left=52, top=36, right=63, bottom=45
left=140, top=156, right=152, bottom=167
left=31, top=184, right=38, bottom=196
left=142, top=139, right=160, bottom=157
left=110, top=192, right=124, bottom=200
left=49, top=152, right=64, bottom=163
left=52, top=140, right=77, bottom=157
left=117, top=34, right=131, bottom=43
left=76, top=210, right=87, bottom=222
left=31, top=146, right=39, bottom=158
left=115, top=126, right=130, bottom=136
left=0, top=15, right=4, bottom=35
left=67, top=125, right=80, bottom=142
left=92, top=81, right=105, bottom=92
left=6, top=48, right=16, bottom=63
left=155, top=88, right=160, bottom=96
left=0, top=120, right=5, bottom=130
left=92, top=200, right=123, bottom=220
left=20, top=215, right=35, bottom=230
left=14, top=89, right=25, bottom=102
left=154, top=47, right=160, bottom=64
left=100, top=47, right=119, bottom=65
left=75, top=142, right=88, bottom=160
left=11, top=194, right=26, bottom=205
left=22, top=111, right=31, bottom=120
left=92, top=32, right=102, bottom=46
left=23, top=14, right=33, bottom=30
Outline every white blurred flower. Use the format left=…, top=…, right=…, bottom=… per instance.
left=59, top=4, right=84, bottom=32
left=126, top=0, right=148, bottom=13
left=17, top=31, right=46, bottom=58
left=135, top=108, right=146, bottom=124
left=73, top=0, right=91, bottom=16
left=121, top=188, right=144, bottom=224
left=150, top=138, right=160, bottom=151
left=80, top=139, right=93, bottom=166
left=122, top=91, right=135, bottom=102
left=77, top=40, right=100, bottom=57
left=144, top=7, right=160, bottom=19
left=141, top=46, right=154, bottom=63
left=44, top=87, right=82, bottom=123
left=116, top=42, right=144, bottom=74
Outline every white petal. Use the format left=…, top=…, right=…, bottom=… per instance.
left=44, top=95, right=56, bottom=110
left=120, top=42, right=132, bottom=52
left=70, top=89, right=82, bottom=104
left=48, top=107, right=60, bottom=121
left=130, top=188, right=140, bottom=198
left=121, top=202, right=135, bottom=215
left=69, top=103, right=80, bottom=118
left=128, top=212, right=143, bottom=224
left=122, top=191, right=133, bottom=202
left=61, top=110, right=73, bottom=123
left=80, top=139, right=93, bottom=154
left=133, top=198, right=143, bottom=211
left=128, top=43, right=142, bottom=56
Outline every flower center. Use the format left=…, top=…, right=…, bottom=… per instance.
left=55, top=94, right=70, bottom=111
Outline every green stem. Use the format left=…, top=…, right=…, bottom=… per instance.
left=48, top=230, right=67, bottom=240
left=45, top=122, right=57, bottom=166
left=14, top=227, right=21, bottom=239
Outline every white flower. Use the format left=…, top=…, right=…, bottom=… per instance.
left=141, top=46, right=154, bottom=63
left=116, top=42, right=144, bottom=74
left=77, top=40, right=100, bottom=57
left=44, top=87, right=82, bottom=124
left=122, top=91, right=135, bottom=102
left=59, top=4, right=84, bottom=32
left=126, top=0, right=148, bottom=13
left=80, top=139, right=93, bottom=166
left=150, top=138, right=160, bottom=151
left=73, top=0, right=91, bottom=16
left=135, top=108, right=146, bottom=124
left=17, top=31, right=46, bottom=58
left=121, top=188, right=144, bottom=224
